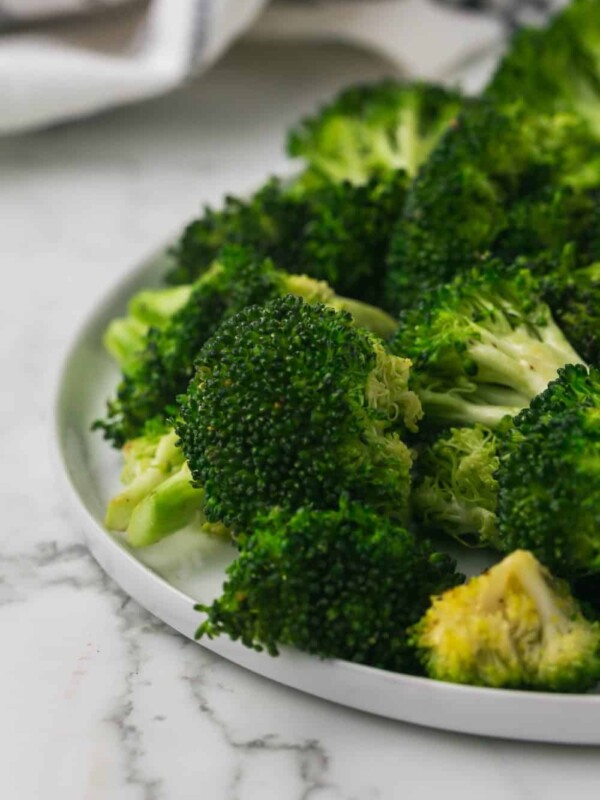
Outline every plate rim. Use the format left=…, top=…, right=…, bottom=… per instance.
left=51, top=241, right=600, bottom=746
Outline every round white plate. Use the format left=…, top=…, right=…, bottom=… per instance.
left=54, top=245, right=600, bottom=745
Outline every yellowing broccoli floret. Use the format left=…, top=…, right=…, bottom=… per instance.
left=411, top=550, right=600, bottom=692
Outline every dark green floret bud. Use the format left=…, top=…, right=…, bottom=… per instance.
left=542, top=261, right=600, bottom=367
left=167, top=174, right=407, bottom=308
left=497, top=404, right=600, bottom=576
left=386, top=102, right=600, bottom=309
left=176, top=296, right=421, bottom=531
left=196, top=501, right=462, bottom=671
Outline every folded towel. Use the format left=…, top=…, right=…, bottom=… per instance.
left=0, top=0, right=565, bottom=134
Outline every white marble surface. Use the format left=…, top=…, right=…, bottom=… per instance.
left=2, top=39, right=600, bottom=800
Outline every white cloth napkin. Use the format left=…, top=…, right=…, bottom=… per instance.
left=0, top=0, right=565, bottom=134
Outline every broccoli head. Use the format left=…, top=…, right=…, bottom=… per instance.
left=94, top=246, right=397, bottom=448
left=176, top=296, right=422, bottom=531
left=386, top=102, right=600, bottom=309
left=167, top=173, right=407, bottom=308
left=542, top=261, right=600, bottom=366
left=413, top=425, right=500, bottom=548
left=497, top=403, right=600, bottom=576
left=411, top=550, right=600, bottom=692
left=486, top=0, right=600, bottom=136
left=197, top=501, right=461, bottom=672
left=390, top=265, right=584, bottom=429
left=288, top=80, right=465, bottom=186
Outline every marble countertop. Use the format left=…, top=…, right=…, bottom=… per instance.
left=2, top=39, right=600, bottom=800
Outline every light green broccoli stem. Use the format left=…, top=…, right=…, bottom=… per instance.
left=330, top=296, right=398, bottom=339
left=105, top=431, right=184, bottom=531
left=103, top=317, right=148, bottom=373
left=468, top=321, right=585, bottom=399
left=413, top=482, right=499, bottom=548
left=284, top=274, right=398, bottom=339
left=418, top=388, right=521, bottom=429
left=103, top=285, right=193, bottom=369
left=127, top=464, right=205, bottom=547
left=128, top=285, right=193, bottom=326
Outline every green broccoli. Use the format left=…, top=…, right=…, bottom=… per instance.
left=386, top=102, right=600, bottom=309
left=410, top=550, right=600, bottom=692
left=390, top=266, right=584, bottom=429
left=413, top=425, right=500, bottom=547
left=197, top=501, right=461, bottom=672
left=413, top=365, right=600, bottom=576
left=486, top=0, right=600, bottom=136
left=497, top=405, right=600, bottom=577
left=176, top=296, right=422, bottom=531
left=542, top=260, right=600, bottom=366
left=104, top=427, right=226, bottom=547
left=287, top=80, right=465, bottom=187
left=94, top=246, right=397, bottom=448
left=167, top=174, right=407, bottom=308
left=103, top=285, right=193, bottom=372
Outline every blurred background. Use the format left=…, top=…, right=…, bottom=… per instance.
left=0, top=0, right=566, bottom=134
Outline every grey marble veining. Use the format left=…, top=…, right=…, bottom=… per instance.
left=1, top=39, right=600, bottom=800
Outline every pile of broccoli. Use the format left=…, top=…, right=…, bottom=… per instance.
left=95, top=0, right=600, bottom=693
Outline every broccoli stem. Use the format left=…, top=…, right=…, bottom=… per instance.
left=329, top=296, right=398, bottom=339
left=127, top=464, right=204, bottom=547
left=105, top=431, right=184, bottom=531
left=103, top=317, right=148, bottom=373
left=418, top=389, right=520, bottom=429
left=469, top=323, right=585, bottom=400
left=128, top=285, right=193, bottom=326
left=283, top=273, right=398, bottom=339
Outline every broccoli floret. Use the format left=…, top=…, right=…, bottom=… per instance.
left=497, top=405, right=600, bottom=576
left=287, top=80, right=465, bottom=186
left=386, top=103, right=600, bottom=309
left=508, top=362, right=600, bottom=432
left=390, top=266, right=584, bottom=429
left=411, top=366, right=600, bottom=574
left=486, top=0, right=600, bottom=136
left=94, top=246, right=397, bottom=448
left=196, top=502, right=461, bottom=672
left=413, top=425, right=500, bottom=547
left=103, top=285, right=193, bottom=372
left=542, top=262, right=600, bottom=366
left=104, top=427, right=225, bottom=547
left=166, top=174, right=407, bottom=308
left=176, top=296, right=422, bottom=531
left=411, top=550, right=600, bottom=692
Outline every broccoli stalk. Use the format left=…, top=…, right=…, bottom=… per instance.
left=105, top=429, right=184, bottom=531
left=105, top=429, right=207, bottom=546
left=411, top=550, right=600, bottom=692
left=104, top=285, right=193, bottom=372
left=391, top=266, right=585, bottom=429
left=127, top=464, right=207, bottom=548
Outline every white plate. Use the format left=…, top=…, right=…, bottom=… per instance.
left=53, top=245, right=600, bottom=745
